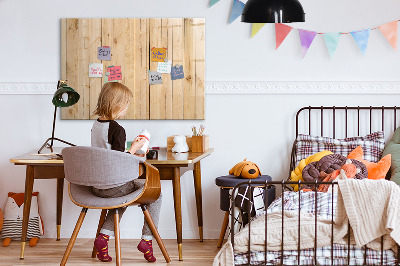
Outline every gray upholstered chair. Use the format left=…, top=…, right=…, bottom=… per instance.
left=60, top=146, right=171, bottom=265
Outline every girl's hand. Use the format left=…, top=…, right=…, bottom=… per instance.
left=129, top=137, right=147, bottom=154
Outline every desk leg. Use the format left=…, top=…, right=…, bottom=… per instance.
left=193, top=161, right=203, bottom=242
left=20, top=165, right=35, bottom=259
left=172, top=167, right=183, bottom=261
left=56, top=178, right=64, bottom=241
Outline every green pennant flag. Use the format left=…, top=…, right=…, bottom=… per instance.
left=251, top=23, right=266, bottom=38
left=209, top=0, right=220, bottom=7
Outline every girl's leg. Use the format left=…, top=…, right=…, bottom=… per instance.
left=99, top=207, right=127, bottom=236
left=92, top=181, right=136, bottom=262
left=134, top=180, right=162, bottom=262
left=141, top=192, right=162, bottom=240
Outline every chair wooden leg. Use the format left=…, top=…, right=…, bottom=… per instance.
left=114, top=210, right=121, bottom=266
left=91, top=209, right=108, bottom=258
left=60, top=208, right=88, bottom=266
left=141, top=205, right=171, bottom=263
left=217, top=211, right=230, bottom=248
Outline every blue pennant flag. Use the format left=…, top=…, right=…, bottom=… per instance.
left=351, top=29, right=371, bottom=55
left=209, top=0, right=221, bottom=7
left=229, top=0, right=245, bottom=24
left=323, top=33, right=341, bottom=58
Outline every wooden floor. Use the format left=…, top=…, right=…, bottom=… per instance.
left=0, top=239, right=221, bottom=265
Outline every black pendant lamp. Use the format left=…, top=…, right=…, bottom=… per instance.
left=242, top=0, right=305, bottom=23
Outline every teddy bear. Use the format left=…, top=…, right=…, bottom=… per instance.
left=1, top=192, right=43, bottom=247
left=172, top=135, right=189, bottom=153
left=229, top=159, right=261, bottom=179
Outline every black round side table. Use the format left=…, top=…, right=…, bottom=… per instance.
left=215, top=175, right=275, bottom=248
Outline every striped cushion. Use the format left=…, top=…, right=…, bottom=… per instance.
left=1, top=217, right=41, bottom=240
left=295, top=131, right=385, bottom=166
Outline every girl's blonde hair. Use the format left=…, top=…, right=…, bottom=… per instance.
left=93, top=82, right=133, bottom=120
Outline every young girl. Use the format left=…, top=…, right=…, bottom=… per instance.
left=91, top=82, right=162, bottom=263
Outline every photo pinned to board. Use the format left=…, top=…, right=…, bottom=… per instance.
left=104, top=65, right=122, bottom=83
left=98, top=46, right=111, bottom=61
left=89, top=63, right=103, bottom=77
left=171, top=64, right=184, bottom=80
left=151, top=47, right=167, bottom=62
left=149, top=71, right=163, bottom=85
left=157, top=60, right=172, bottom=74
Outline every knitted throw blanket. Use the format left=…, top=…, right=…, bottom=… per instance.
left=335, top=178, right=399, bottom=251
left=214, top=179, right=400, bottom=266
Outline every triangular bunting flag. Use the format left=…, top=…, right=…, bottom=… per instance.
left=209, top=0, right=220, bottom=7
left=351, top=29, right=370, bottom=55
left=298, top=29, right=317, bottom=58
left=229, top=0, right=245, bottom=24
left=251, top=23, right=266, bottom=38
left=323, top=33, right=341, bottom=58
left=378, top=21, right=398, bottom=50
left=275, top=23, right=293, bottom=49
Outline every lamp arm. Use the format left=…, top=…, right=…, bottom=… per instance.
left=50, top=105, right=57, bottom=148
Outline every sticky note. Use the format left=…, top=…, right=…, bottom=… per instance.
left=89, top=63, right=103, bottom=77
left=149, top=71, right=163, bottom=85
left=106, top=66, right=122, bottom=81
left=171, top=64, right=184, bottom=80
left=98, top=47, right=111, bottom=61
left=151, top=48, right=167, bottom=62
left=157, top=60, right=172, bottom=74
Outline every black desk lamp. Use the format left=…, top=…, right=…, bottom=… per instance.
left=38, top=80, right=80, bottom=154
left=241, top=0, right=305, bottom=23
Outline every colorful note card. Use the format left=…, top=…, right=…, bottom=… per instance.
left=89, top=63, right=103, bottom=77
left=151, top=47, right=167, bottom=62
left=149, top=71, right=163, bottom=85
left=157, top=60, right=172, bottom=74
left=171, top=64, right=184, bottom=80
left=106, top=65, right=122, bottom=81
left=98, top=46, right=111, bottom=61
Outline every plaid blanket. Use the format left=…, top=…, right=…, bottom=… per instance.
left=234, top=191, right=397, bottom=265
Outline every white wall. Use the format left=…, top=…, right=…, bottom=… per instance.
left=1, top=0, right=400, bottom=240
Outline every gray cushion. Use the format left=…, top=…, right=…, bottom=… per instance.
left=69, top=180, right=145, bottom=208
left=382, top=126, right=400, bottom=184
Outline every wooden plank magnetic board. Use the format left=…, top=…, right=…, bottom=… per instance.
left=61, top=18, right=205, bottom=120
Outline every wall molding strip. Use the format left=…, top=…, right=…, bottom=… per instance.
left=1, top=81, right=400, bottom=95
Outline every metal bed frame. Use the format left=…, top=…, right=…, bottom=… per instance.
left=230, top=106, right=400, bottom=266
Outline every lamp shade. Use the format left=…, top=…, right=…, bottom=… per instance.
left=241, top=0, right=305, bottom=23
left=52, top=83, right=80, bottom=107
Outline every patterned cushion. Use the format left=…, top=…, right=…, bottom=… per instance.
left=294, top=131, right=385, bottom=166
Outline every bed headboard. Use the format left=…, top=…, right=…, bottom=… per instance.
left=290, top=106, right=400, bottom=179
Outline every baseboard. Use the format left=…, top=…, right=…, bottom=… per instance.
left=1, top=81, right=400, bottom=95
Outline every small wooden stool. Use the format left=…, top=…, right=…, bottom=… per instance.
left=215, top=175, right=275, bottom=248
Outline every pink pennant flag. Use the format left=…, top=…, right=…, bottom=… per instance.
left=275, top=23, right=293, bottom=49
left=378, top=21, right=398, bottom=50
left=298, top=29, right=317, bottom=58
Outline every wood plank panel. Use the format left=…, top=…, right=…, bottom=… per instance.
left=134, top=19, right=150, bottom=120
left=165, top=19, right=174, bottom=119
left=63, top=19, right=80, bottom=119
left=184, top=18, right=196, bottom=120
left=149, top=18, right=164, bottom=120
left=124, top=19, right=137, bottom=119
left=194, top=18, right=205, bottom=120
left=171, top=18, right=184, bottom=119
left=88, top=19, right=102, bottom=119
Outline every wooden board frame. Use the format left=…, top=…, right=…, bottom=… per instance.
left=60, top=18, right=205, bottom=120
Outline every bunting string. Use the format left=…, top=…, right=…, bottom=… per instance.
left=210, top=0, right=400, bottom=58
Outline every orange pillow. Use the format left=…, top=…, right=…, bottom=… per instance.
left=347, top=146, right=391, bottom=180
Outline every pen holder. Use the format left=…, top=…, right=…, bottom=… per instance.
left=191, top=135, right=209, bottom=153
